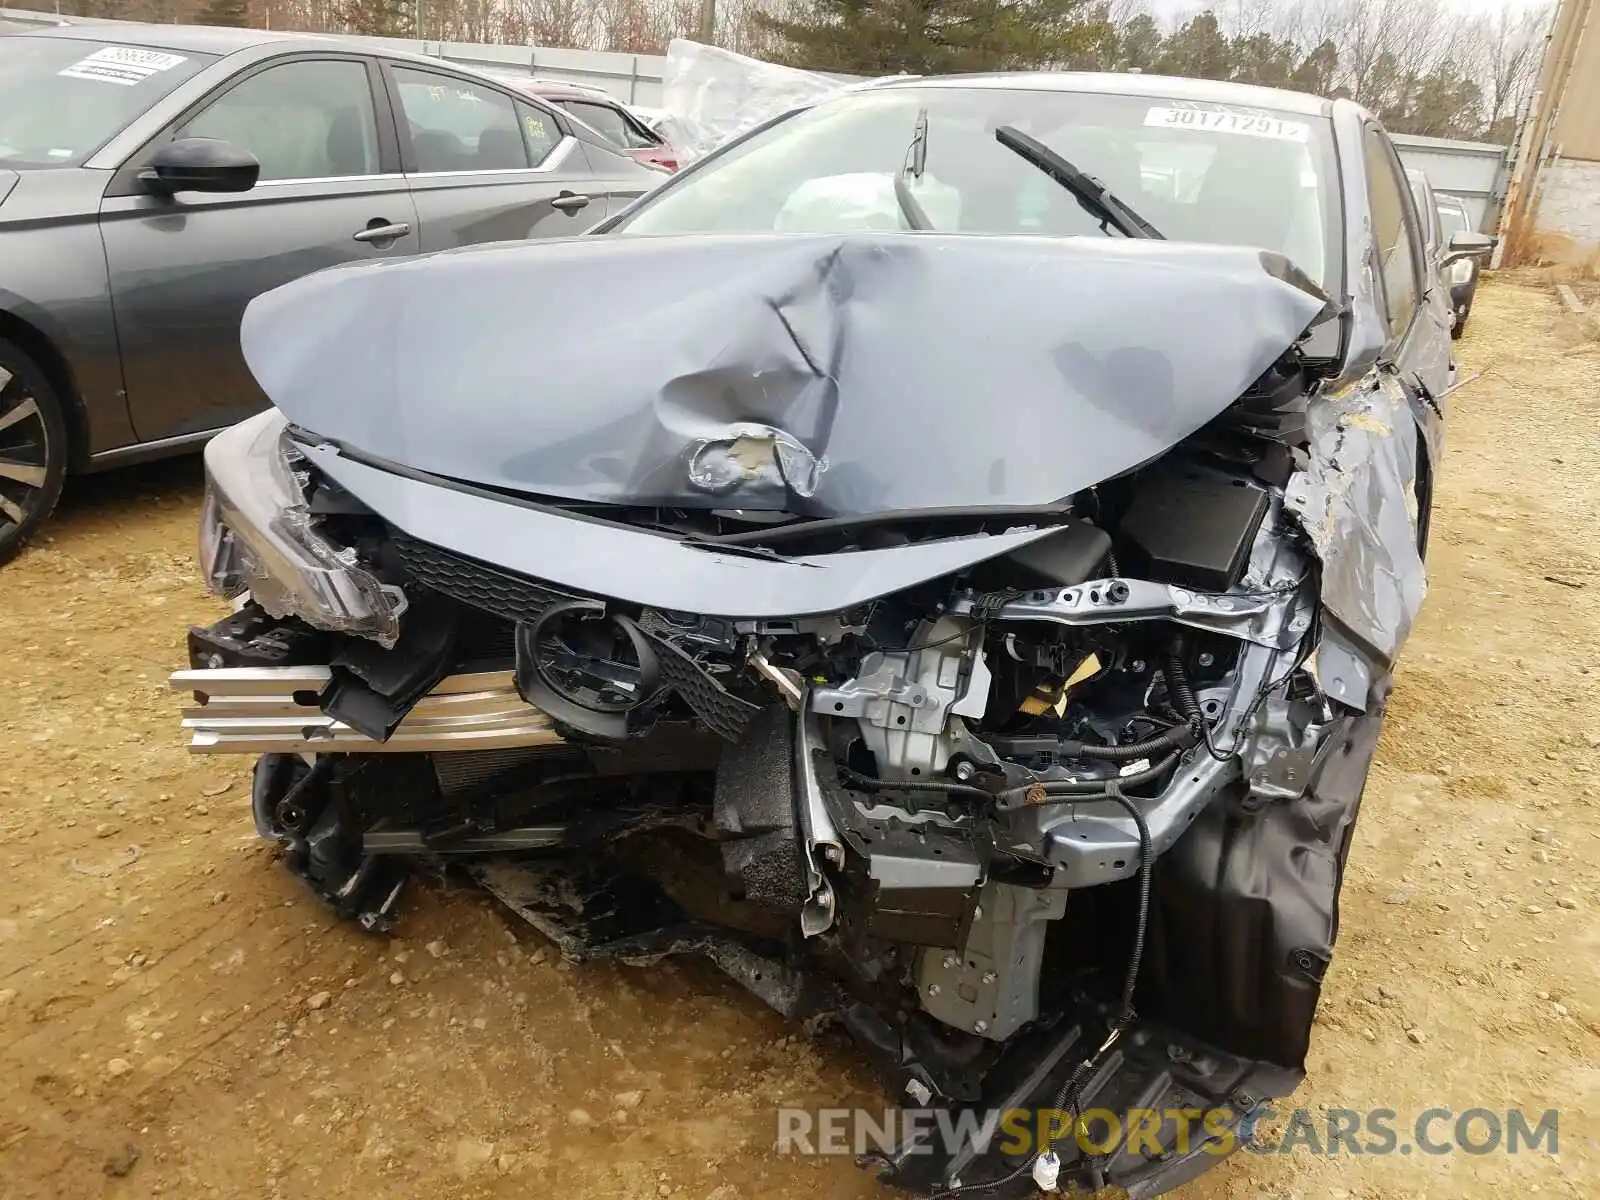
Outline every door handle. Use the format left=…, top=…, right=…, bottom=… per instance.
left=353, top=221, right=411, bottom=244
left=551, top=192, right=590, bottom=214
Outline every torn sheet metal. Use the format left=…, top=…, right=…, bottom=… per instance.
left=301, top=441, right=1066, bottom=618
left=1284, top=371, right=1427, bottom=710
left=243, top=232, right=1327, bottom=521
left=659, top=39, right=849, bottom=164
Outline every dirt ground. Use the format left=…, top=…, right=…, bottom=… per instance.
left=1, top=277, right=1597, bottom=1200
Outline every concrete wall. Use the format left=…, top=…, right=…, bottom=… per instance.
left=1503, top=0, right=1600, bottom=260
left=1537, top=159, right=1600, bottom=244
left=1548, top=0, right=1600, bottom=162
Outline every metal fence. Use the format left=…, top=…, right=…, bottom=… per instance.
left=1391, top=133, right=1509, bottom=232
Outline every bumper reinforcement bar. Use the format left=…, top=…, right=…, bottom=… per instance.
left=170, top=666, right=564, bottom=754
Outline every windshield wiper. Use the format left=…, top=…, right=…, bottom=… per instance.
left=894, top=108, right=933, bottom=231
left=994, top=125, right=1164, bottom=240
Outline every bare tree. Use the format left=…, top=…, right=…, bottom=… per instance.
left=1473, top=3, right=1554, bottom=130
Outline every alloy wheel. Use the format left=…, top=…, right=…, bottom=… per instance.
left=0, top=365, right=52, bottom=535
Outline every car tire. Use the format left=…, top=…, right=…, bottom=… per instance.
left=1452, top=280, right=1478, bottom=340
left=0, top=338, right=70, bottom=567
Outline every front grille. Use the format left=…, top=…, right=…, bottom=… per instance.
left=653, top=637, right=763, bottom=742
left=392, top=532, right=568, bottom=625
left=391, top=530, right=762, bottom=742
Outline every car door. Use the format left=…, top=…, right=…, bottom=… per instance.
left=1360, top=123, right=1449, bottom=552
left=1403, top=170, right=1455, bottom=361
left=99, top=53, right=417, bottom=443
left=384, top=64, right=607, bottom=250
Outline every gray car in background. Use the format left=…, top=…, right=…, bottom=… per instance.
left=1434, top=193, right=1484, bottom=336
left=0, top=23, right=659, bottom=563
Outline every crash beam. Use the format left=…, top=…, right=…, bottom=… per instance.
left=170, top=667, right=564, bottom=754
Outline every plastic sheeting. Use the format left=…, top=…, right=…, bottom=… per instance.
left=1284, top=372, right=1428, bottom=711
left=659, top=38, right=860, bottom=163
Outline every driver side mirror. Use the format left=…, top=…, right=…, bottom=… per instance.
left=1440, top=228, right=1495, bottom=270
left=140, top=137, right=260, bottom=196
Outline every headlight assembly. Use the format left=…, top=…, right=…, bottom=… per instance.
left=199, top=409, right=405, bottom=647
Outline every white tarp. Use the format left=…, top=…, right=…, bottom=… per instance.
left=660, top=39, right=870, bottom=163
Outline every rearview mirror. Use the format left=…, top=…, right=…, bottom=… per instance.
left=140, top=137, right=260, bottom=195
left=1440, top=228, right=1495, bottom=270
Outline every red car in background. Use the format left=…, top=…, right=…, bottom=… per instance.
left=509, top=79, right=678, bottom=172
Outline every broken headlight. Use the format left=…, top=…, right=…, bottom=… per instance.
left=199, top=408, right=405, bottom=647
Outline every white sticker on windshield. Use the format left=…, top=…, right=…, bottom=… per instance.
left=58, top=46, right=188, bottom=87
left=1144, top=106, right=1310, bottom=143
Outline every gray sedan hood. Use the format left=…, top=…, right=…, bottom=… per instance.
left=241, top=232, right=1327, bottom=518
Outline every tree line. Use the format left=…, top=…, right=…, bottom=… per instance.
left=16, top=0, right=1551, bottom=143
left=757, top=0, right=1553, bottom=142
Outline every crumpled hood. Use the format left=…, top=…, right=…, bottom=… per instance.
left=242, top=232, right=1329, bottom=518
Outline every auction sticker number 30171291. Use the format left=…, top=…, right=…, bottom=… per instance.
left=1144, top=106, right=1312, bottom=143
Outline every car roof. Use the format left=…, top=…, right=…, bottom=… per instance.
left=17, top=21, right=482, bottom=69
left=872, top=71, right=1333, bottom=118
left=515, top=79, right=620, bottom=103
left=19, top=22, right=301, bottom=53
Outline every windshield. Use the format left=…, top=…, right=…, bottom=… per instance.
left=613, top=86, right=1341, bottom=289
left=0, top=37, right=215, bottom=169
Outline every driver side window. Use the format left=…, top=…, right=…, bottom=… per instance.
left=180, top=59, right=380, bottom=182
left=1363, top=126, right=1422, bottom=340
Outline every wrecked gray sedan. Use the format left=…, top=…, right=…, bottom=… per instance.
left=171, top=75, right=1479, bottom=1197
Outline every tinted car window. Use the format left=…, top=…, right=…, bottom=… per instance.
left=1407, top=174, right=1440, bottom=258
left=181, top=59, right=379, bottom=182
left=395, top=68, right=527, bottom=173
left=565, top=99, right=655, bottom=149
left=1363, top=127, right=1420, bottom=337
left=514, top=100, right=561, bottom=165
left=0, top=37, right=215, bottom=168
left=613, top=87, right=1340, bottom=288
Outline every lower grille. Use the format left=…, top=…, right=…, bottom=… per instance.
left=432, top=745, right=568, bottom=793
left=392, top=532, right=567, bottom=625
left=390, top=531, right=762, bottom=742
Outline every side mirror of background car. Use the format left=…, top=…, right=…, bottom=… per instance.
left=140, top=138, right=260, bottom=196
left=1440, top=229, right=1495, bottom=270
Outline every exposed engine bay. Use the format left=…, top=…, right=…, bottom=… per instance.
left=173, top=232, right=1431, bottom=1198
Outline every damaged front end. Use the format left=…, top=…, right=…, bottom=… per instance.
left=172, top=233, right=1428, bottom=1198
